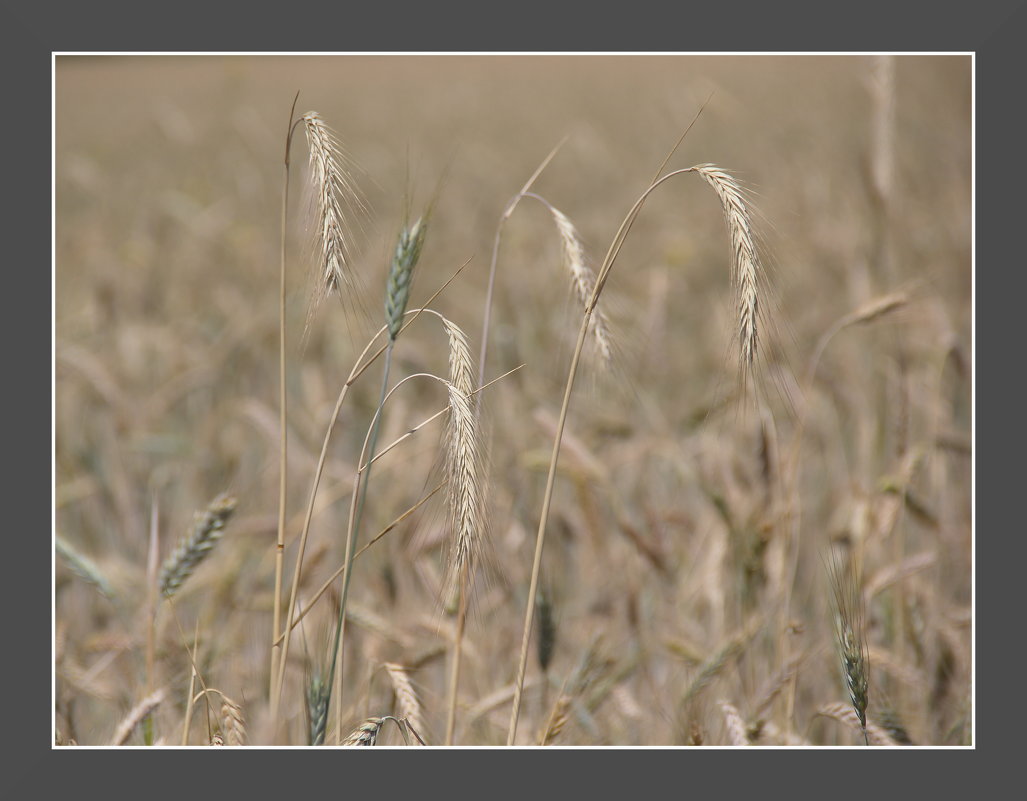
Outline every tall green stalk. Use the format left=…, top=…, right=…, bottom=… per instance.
left=320, top=214, right=429, bottom=738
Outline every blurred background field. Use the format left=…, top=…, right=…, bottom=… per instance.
left=54, top=54, right=971, bottom=746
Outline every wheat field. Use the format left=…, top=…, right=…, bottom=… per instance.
left=54, top=54, right=972, bottom=747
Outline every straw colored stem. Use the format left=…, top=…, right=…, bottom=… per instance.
left=270, top=92, right=301, bottom=711
left=445, top=563, right=469, bottom=745
left=477, top=139, right=566, bottom=391
left=271, top=267, right=472, bottom=724
left=507, top=307, right=591, bottom=745
left=322, top=344, right=394, bottom=729
left=507, top=168, right=691, bottom=745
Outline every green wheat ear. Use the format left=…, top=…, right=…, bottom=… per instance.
left=385, top=215, right=429, bottom=340
left=825, top=548, right=870, bottom=742
left=306, top=673, right=330, bottom=746
left=159, top=493, right=237, bottom=598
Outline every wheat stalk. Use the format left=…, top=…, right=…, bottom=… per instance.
left=507, top=150, right=769, bottom=745
left=271, top=265, right=472, bottom=728
left=323, top=210, right=433, bottom=741
left=477, top=139, right=566, bottom=391
left=158, top=493, right=236, bottom=598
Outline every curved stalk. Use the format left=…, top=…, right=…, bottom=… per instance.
left=505, top=167, right=700, bottom=745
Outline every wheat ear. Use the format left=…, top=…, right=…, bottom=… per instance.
left=686, top=164, right=761, bottom=377
left=826, top=550, right=870, bottom=744
left=158, top=493, right=236, bottom=598
left=523, top=194, right=612, bottom=365
left=384, top=663, right=427, bottom=744
left=221, top=697, right=246, bottom=746
left=55, top=535, right=115, bottom=599
left=301, top=111, right=366, bottom=306
left=720, top=700, right=750, bottom=746
left=342, top=715, right=411, bottom=746
left=439, top=371, right=486, bottom=745
left=110, top=688, right=166, bottom=745
left=306, top=672, right=330, bottom=746
left=385, top=216, right=428, bottom=339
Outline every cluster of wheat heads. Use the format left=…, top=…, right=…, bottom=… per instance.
left=56, top=77, right=968, bottom=747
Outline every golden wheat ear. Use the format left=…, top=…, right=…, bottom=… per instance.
left=300, top=111, right=369, bottom=328
left=686, top=164, right=762, bottom=381
left=521, top=193, right=613, bottom=366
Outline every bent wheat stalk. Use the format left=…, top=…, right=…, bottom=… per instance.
left=477, top=139, right=567, bottom=391
left=269, top=260, right=472, bottom=718
left=271, top=259, right=469, bottom=728
left=506, top=150, right=763, bottom=743
left=324, top=212, right=430, bottom=740
left=327, top=372, right=480, bottom=738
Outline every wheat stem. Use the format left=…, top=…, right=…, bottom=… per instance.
left=271, top=90, right=301, bottom=712
left=477, top=139, right=566, bottom=392
left=271, top=261, right=472, bottom=724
